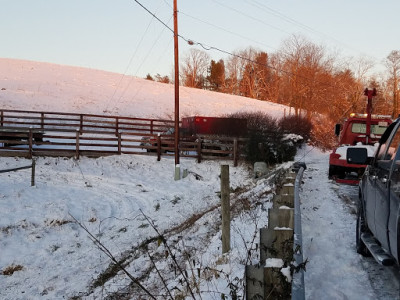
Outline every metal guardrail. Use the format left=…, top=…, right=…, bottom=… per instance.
left=292, top=164, right=306, bottom=300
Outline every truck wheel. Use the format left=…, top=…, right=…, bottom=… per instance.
left=356, top=205, right=369, bottom=256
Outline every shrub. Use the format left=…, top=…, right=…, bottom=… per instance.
left=226, top=111, right=297, bottom=165
left=279, top=115, right=313, bottom=142
left=309, top=115, right=337, bottom=151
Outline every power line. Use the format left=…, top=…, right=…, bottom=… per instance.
left=211, top=0, right=291, bottom=36
left=179, top=10, right=279, bottom=53
left=107, top=1, right=172, bottom=113
left=244, top=0, right=362, bottom=56
left=111, top=14, right=174, bottom=112
left=105, top=12, right=156, bottom=112
left=131, top=0, right=352, bottom=90
left=133, top=0, right=174, bottom=35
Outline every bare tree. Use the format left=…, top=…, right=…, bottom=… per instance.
left=385, top=50, right=400, bottom=117
left=278, top=35, right=333, bottom=118
left=224, top=53, right=241, bottom=95
left=180, top=49, right=210, bottom=88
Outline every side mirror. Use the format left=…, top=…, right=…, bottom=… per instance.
left=347, top=147, right=368, bottom=164
left=334, top=124, right=341, bottom=136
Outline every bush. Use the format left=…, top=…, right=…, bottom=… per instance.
left=279, top=115, right=313, bottom=142
left=309, top=115, right=337, bottom=151
left=226, top=111, right=297, bottom=165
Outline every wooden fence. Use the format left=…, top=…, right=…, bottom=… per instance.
left=0, top=109, right=247, bottom=165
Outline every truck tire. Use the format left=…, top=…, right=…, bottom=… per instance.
left=356, top=204, right=370, bottom=256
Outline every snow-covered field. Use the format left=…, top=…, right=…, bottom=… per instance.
left=1, top=154, right=277, bottom=299
left=1, top=58, right=398, bottom=299
left=0, top=58, right=288, bottom=119
left=0, top=59, right=291, bottom=299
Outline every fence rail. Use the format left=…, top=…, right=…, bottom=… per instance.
left=0, top=159, right=36, bottom=186
left=0, top=108, right=176, bottom=135
left=0, top=109, right=247, bottom=165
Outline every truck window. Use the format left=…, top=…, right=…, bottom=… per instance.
left=377, top=123, right=400, bottom=163
left=351, top=123, right=388, bottom=135
left=376, top=138, right=392, bottom=161
left=389, top=131, right=400, bottom=160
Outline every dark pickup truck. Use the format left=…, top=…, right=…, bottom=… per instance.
left=349, top=119, right=400, bottom=266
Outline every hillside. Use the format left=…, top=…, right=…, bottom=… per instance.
left=0, top=58, right=292, bottom=299
left=0, top=58, right=396, bottom=299
left=0, top=58, right=288, bottom=119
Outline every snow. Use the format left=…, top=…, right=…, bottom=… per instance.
left=297, top=146, right=399, bottom=299
left=335, top=143, right=378, bottom=160
left=0, top=58, right=289, bottom=119
left=265, top=258, right=284, bottom=268
left=0, top=58, right=398, bottom=299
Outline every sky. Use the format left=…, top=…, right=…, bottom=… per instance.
left=1, top=0, right=400, bottom=79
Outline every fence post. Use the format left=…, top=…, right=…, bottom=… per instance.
left=75, top=129, right=80, bottom=159
left=115, top=117, right=119, bottom=137
left=0, top=110, right=3, bottom=126
left=31, top=159, right=36, bottom=186
left=118, top=132, right=122, bottom=154
left=28, top=127, right=33, bottom=159
left=233, top=138, right=238, bottom=167
left=221, top=164, right=230, bottom=254
left=157, top=134, right=161, bottom=161
left=197, top=138, right=202, bottom=163
left=79, top=115, right=83, bottom=133
left=40, top=112, right=45, bottom=129
left=150, top=120, right=154, bottom=134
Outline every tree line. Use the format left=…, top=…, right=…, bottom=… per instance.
left=146, top=35, right=400, bottom=126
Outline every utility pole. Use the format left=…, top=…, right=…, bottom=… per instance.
left=173, top=0, right=180, bottom=168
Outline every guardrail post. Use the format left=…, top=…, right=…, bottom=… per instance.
left=264, top=265, right=291, bottom=299
left=221, top=165, right=230, bottom=254
left=268, top=208, right=294, bottom=229
left=245, top=265, right=264, bottom=299
left=281, top=183, right=294, bottom=195
left=273, top=194, right=294, bottom=209
left=260, top=228, right=293, bottom=264
left=75, top=129, right=80, bottom=159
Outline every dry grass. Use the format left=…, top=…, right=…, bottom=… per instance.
left=2, top=264, right=24, bottom=276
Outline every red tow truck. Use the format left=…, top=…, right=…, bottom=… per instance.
left=328, top=88, right=392, bottom=184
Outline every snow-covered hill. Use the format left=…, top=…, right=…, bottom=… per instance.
left=0, top=58, right=291, bottom=299
left=0, top=58, right=288, bottom=119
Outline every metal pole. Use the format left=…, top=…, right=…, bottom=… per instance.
left=173, top=0, right=180, bottom=166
